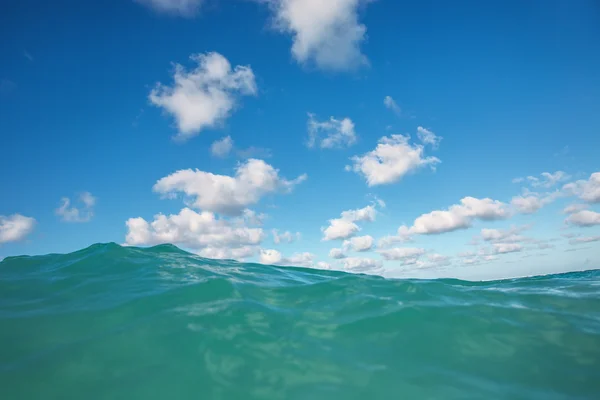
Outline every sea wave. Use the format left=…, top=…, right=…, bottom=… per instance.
left=1, top=243, right=599, bottom=399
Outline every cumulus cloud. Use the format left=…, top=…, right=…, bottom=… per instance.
left=563, top=204, right=589, bottom=214
left=492, top=243, right=523, bottom=254
left=383, top=96, right=401, bottom=115
left=125, top=207, right=264, bottom=259
left=378, top=247, right=425, bottom=261
left=272, top=229, right=300, bottom=244
left=135, top=0, right=203, bottom=16
left=307, top=113, right=357, bottom=149
left=416, top=127, right=442, bottom=148
left=264, top=0, right=370, bottom=70
left=149, top=52, right=256, bottom=140
left=55, top=192, right=96, bottom=223
left=409, top=197, right=509, bottom=235
left=342, top=234, right=373, bottom=252
left=211, top=136, right=234, bottom=157
left=329, top=248, right=346, bottom=259
left=0, top=214, right=36, bottom=243
left=563, top=172, right=600, bottom=203
left=569, top=236, right=600, bottom=245
left=480, top=226, right=529, bottom=244
left=565, top=210, right=600, bottom=227
left=153, top=159, right=306, bottom=216
left=510, top=195, right=543, bottom=214
left=378, top=225, right=412, bottom=248
left=338, top=256, right=382, bottom=273
left=322, top=203, right=379, bottom=240
left=513, top=171, right=571, bottom=189
left=347, top=134, right=440, bottom=186
left=259, top=249, right=322, bottom=268
left=510, top=187, right=563, bottom=214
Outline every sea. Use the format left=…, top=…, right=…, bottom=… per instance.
left=1, top=243, right=599, bottom=399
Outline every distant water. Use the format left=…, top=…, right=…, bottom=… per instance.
left=1, top=243, right=600, bottom=399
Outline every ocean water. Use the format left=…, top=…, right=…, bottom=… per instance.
left=1, top=244, right=599, bottom=399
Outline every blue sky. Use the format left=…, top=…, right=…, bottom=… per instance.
left=1, top=0, right=599, bottom=280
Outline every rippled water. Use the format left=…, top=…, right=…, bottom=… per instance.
left=1, top=243, right=599, bottom=399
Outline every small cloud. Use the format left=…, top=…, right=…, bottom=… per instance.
left=23, top=50, right=33, bottom=62
left=383, top=96, right=401, bottom=115
left=307, top=113, right=357, bottom=149
left=211, top=136, right=234, bottom=158
left=134, top=0, right=203, bottom=17
left=55, top=192, right=96, bottom=223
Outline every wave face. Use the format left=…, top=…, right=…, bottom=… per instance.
left=1, top=243, right=600, bottom=399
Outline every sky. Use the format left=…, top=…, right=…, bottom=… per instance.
left=1, top=0, right=599, bottom=280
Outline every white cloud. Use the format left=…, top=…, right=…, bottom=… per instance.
left=563, top=204, right=588, bottom=214
left=513, top=171, right=570, bottom=189
left=0, top=214, right=36, bottom=243
left=307, top=113, right=357, bottom=149
left=409, top=197, right=509, bottom=235
left=378, top=225, right=412, bottom=248
left=272, top=229, right=300, bottom=244
left=563, top=172, right=600, bottom=203
left=569, top=236, right=600, bottom=245
left=383, top=96, right=400, bottom=115
left=55, top=192, right=96, bottom=223
left=134, top=0, right=203, bottom=16
left=149, top=52, right=256, bottom=140
left=480, top=226, right=528, bottom=244
left=492, top=243, right=523, bottom=254
left=342, top=235, right=373, bottom=252
left=153, top=158, right=306, bottom=216
left=510, top=195, right=543, bottom=214
left=329, top=248, right=346, bottom=259
left=264, top=0, right=370, bottom=70
left=416, top=127, right=442, bottom=148
left=211, top=136, right=234, bottom=158
left=125, top=207, right=264, bottom=259
left=565, top=210, right=600, bottom=227
left=338, top=256, right=382, bottom=273
left=348, top=134, right=440, bottom=186
left=259, top=249, right=320, bottom=268
left=199, top=246, right=257, bottom=260
left=322, top=203, right=378, bottom=240
left=378, top=247, right=425, bottom=261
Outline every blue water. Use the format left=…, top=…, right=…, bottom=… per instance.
left=1, top=243, right=599, bottom=399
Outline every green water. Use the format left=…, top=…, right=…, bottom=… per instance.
left=1, top=243, right=599, bottom=399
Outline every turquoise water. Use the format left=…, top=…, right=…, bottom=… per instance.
left=1, top=243, right=599, bottom=399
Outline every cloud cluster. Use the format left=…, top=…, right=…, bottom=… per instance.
left=568, top=236, right=600, bottom=245
left=153, top=158, right=306, bottom=215
left=264, top=0, right=370, bottom=70
left=259, top=248, right=328, bottom=269
left=135, top=0, right=203, bottom=16
left=342, top=234, right=373, bottom=252
left=55, top=192, right=96, bottom=223
left=416, top=127, right=442, bottom=148
left=307, top=113, right=357, bottom=149
left=125, top=207, right=264, bottom=259
left=409, top=197, right=509, bottom=235
left=513, top=171, right=570, bottom=188
left=211, top=136, right=234, bottom=157
left=338, top=256, right=382, bottom=273
left=272, top=229, right=301, bottom=244
left=0, top=214, right=36, bottom=244
left=563, top=172, right=600, bottom=203
left=565, top=210, right=600, bottom=227
left=149, top=52, right=256, bottom=139
left=383, top=96, right=400, bottom=115
left=347, top=134, right=440, bottom=186
left=322, top=203, right=378, bottom=240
